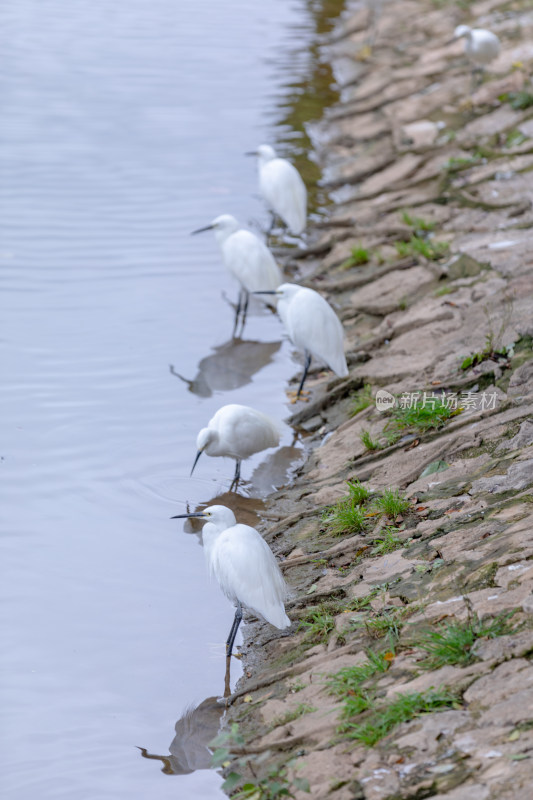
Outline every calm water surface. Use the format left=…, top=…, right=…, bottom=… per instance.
left=0, top=1, right=343, bottom=797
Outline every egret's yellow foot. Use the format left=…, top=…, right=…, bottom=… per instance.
left=287, top=389, right=311, bottom=404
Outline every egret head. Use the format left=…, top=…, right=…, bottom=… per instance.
left=190, top=428, right=218, bottom=475
left=251, top=282, right=300, bottom=302
left=171, top=504, right=237, bottom=530
left=191, top=214, right=239, bottom=238
left=453, top=24, right=471, bottom=40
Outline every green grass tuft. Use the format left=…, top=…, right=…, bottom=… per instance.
left=340, top=244, right=371, bottom=270
left=328, top=650, right=389, bottom=699
left=298, top=606, right=336, bottom=644
left=373, top=489, right=409, bottom=518
left=322, top=499, right=367, bottom=536
left=371, top=526, right=403, bottom=554
left=395, top=235, right=449, bottom=261
left=415, top=613, right=517, bottom=669
left=342, top=688, right=458, bottom=745
left=361, top=429, right=380, bottom=451
left=347, top=479, right=370, bottom=505
left=387, top=395, right=457, bottom=434
left=350, top=384, right=373, bottom=417
left=501, top=91, right=533, bottom=111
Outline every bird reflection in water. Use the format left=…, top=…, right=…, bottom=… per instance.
left=138, top=696, right=223, bottom=775
left=181, top=491, right=266, bottom=538
left=170, top=337, right=281, bottom=398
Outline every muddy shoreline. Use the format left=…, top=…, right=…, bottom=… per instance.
left=222, top=1, right=533, bottom=798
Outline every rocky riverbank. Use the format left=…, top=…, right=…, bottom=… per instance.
left=221, top=1, right=533, bottom=798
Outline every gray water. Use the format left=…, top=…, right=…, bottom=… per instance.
left=0, top=1, right=342, bottom=797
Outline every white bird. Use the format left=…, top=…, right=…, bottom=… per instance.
left=192, top=214, right=282, bottom=334
left=452, top=25, right=500, bottom=68
left=191, top=403, right=280, bottom=489
left=247, top=144, right=307, bottom=236
left=171, top=505, right=290, bottom=658
left=255, top=282, right=348, bottom=399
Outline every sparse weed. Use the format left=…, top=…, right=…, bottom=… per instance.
left=359, top=612, right=403, bottom=642
left=442, top=155, right=479, bottom=172
left=347, top=479, right=370, bottom=506
left=371, top=526, right=403, bottom=554
left=504, top=129, right=528, bottom=148
left=361, top=429, right=380, bottom=451
left=373, top=489, right=409, bottom=518
left=341, top=688, right=458, bottom=745
left=415, top=612, right=517, bottom=669
left=287, top=680, right=305, bottom=694
left=386, top=395, right=457, bottom=434
left=210, top=724, right=310, bottom=798
left=461, top=298, right=515, bottom=370
left=323, top=500, right=367, bottom=536
left=272, top=703, right=316, bottom=729
left=501, top=91, right=533, bottom=110
left=396, top=235, right=449, bottom=261
left=328, top=650, right=389, bottom=699
left=350, top=384, right=373, bottom=417
left=298, top=606, right=336, bottom=644
left=341, top=244, right=371, bottom=269
left=401, top=210, right=435, bottom=232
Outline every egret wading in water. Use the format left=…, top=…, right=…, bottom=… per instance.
left=451, top=25, right=500, bottom=86
left=191, top=214, right=282, bottom=335
left=191, top=404, right=280, bottom=490
left=255, top=282, right=348, bottom=400
left=246, top=145, right=307, bottom=236
left=171, top=505, right=290, bottom=694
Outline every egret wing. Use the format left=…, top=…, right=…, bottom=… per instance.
left=260, top=160, right=306, bottom=235
left=209, top=524, right=290, bottom=629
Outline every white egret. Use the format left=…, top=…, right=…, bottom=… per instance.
left=255, top=282, right=348, bottom=399
left=247, top=144, right=307, bottom=236
left=171, top=505, right=291, bottom=661
left=452, top=25, right=500, bottom=72
left=192, top=214, right=282, bottom=334
left=191, top=404, right=280, bottom=489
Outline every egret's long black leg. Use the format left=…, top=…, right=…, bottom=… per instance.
left=226, top=602, right=243, bottom=658
left=239, top=291, right=250, bottom=336
left=232, top=290, right=243, bottom=337
left=229, top=459, right=242, bottom=492
left=297, top=352, right=312, bottom=398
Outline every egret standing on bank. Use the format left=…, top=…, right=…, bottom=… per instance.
left=255, top=283, right=348, bottom=399
left=192, top=214, right=282, bottom=335
left=171, top=505, right=291, bottom=662
left=247, top=145, right=307, bottom=236
left=191, top=404, right=280, bottom=489
left=452, top=25, right=500, bottom=81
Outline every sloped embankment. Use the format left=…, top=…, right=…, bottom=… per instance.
left=223, top=1, right=533, bottom=798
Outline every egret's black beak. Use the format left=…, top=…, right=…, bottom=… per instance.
left=244, top=151, right=257, bottom=157
left=252, top=290, right=278, bottom=295
left=171, top=512, right=206, bottom=519
left=190, top=449, right=203, bottom=476
left=191, top=225, right=214, bottom=235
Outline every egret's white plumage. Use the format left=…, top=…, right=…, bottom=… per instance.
left=171, top=505, right=291, bottom=656
left=202, top=505, right=290, bottom=630
left=191, top=403, right=280, bottom=485
left=267, top=282, right=348, bottom=396
left=254, top=145, right=307, bottom=235
left=210, top=214, right=282, bottom=293
left=192, top=214, right=282, bottom=333
left=453, top=25, right=500, bottom=67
